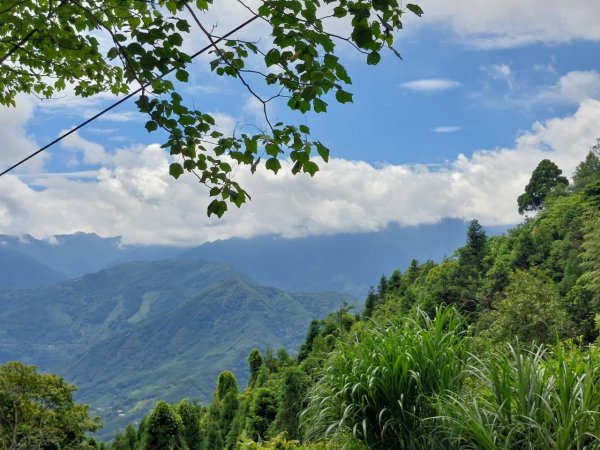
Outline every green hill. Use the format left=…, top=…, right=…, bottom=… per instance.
left=0, top=258, right=354, bottom=439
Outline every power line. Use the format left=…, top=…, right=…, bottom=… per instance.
left=1, top=14, right=259, bottom=177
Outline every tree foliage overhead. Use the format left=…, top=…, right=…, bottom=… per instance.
left=0, top=0, right=422, bottom=216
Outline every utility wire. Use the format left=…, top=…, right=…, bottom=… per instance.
left=1, top=14, right=259, bottom=177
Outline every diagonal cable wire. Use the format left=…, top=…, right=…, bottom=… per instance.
left=1, top=14, right=259, bottom=177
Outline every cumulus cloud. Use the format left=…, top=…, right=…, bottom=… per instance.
left=533, top=71, right=600, bottom=105
left=415, top=0, right=600, bottom=48
left=400, top=78, right=461, bottom=94
left=60, top=130, right=110, bottom=166
left=1, top=99, right=599, bottom=245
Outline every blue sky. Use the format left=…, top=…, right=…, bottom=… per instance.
left=1, top=0, right=600, bottom=245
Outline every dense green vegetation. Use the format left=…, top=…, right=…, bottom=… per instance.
left=0, top=362, right=99, bottom=449
left=2, top=145, right=599, bottom=448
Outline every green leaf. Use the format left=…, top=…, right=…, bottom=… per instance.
left=169, top=162, right=184, bottom=179
left=367, top=51, right=381, bottom=65
left=291, top=160, right=303, bottom=174
left=335, top=89, right=353, bottom=104
left=145, top=120, right=158, bottom=132
left=351, top=24, right=372, bottom=48
left=313, top=98, right=328, bottom=113
left=407, top=3, right=424, bottom=16
left=207, top=199, right=227, bottom=218
left=175, top=70, right=189, bottom=82
left=265, top=48, right=281, bottom=67
left=176, top=19, right=191, bottom=32
left=299, top=124, right=310, bottom=134
left=106, top=47, right=119, bottom=59
left=265, top=143, right=280, bottom=157
left=303, top=160, right=319, bottom=176
left=372, top=0, right=389, bottom=11
left=265, top=158, right=282, bottom=174
left=316, top=142, right=329, bottom=162
left=168, top=33, right=183, bottom=47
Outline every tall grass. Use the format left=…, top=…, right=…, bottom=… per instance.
left=437, top=344, right=600, bottom=449
left=301, top=306, right=469, bottom=449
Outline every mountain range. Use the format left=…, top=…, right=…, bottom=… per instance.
left=0, top=219, right=508, bottom=296
left=0, top=258, right=353, bottom=438
left=0, top=218, right=510, bottom=438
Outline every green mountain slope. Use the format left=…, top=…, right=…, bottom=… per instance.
left=64, top=277, right=351, bottom=438
left=0, top=259, right=251, bottom=370
left=0, top=258, right=353, bottom=439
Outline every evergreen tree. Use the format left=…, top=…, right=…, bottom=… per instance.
left=177, top=399, right=203, bottom=450
left=388, top=269, right=403, bottom=293
left=376, top=275, right=388, bottom=299
left=572, top=139, right=600, bottom=192
left=143, top=401, right=185, bottom=450
left=273, top=367, right=309, bottom=439
left=297, top=320, right=321, bottom=362
left=245, top=388, right=279, bottom=441
left=362, top=286, right=378, bottom=318
left=216, top=371, right=239, bottom=402
left=518, top=159, right=569, bottom=214
left=455, top=220, right=488, bottom=312
left=247, top=348, right=263, bottom=387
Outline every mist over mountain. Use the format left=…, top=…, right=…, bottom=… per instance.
left=184, top=219, right=510, bottom=297
left=0, top=219, right=509, bottom=293
left=0, top=232, right=184, bottom=286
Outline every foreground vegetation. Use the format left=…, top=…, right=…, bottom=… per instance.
left=2, top=143, right=600, bottom=449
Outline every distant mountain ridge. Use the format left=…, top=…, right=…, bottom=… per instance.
left=183, top=219, right=510, bottom=297
left=0, top=232, right=184, bottom=288
left=0, top=219, right=510, bottom=294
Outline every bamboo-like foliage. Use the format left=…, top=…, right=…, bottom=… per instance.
left=437, top=344, right=600, bottom=449
left=301, top=306, right=469, bottom=449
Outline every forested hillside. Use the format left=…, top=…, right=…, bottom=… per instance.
left=0, top=259, right=354, bottom=440
left=2, top=147, right=599, bottom=449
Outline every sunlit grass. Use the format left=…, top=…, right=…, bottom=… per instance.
left=301, top=306, right=469, bottom=449
left=437, top=344, right=600, bottom=449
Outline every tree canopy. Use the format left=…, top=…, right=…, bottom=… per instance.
left=0, top=361, right=99, bottom=450
left=517, top=159, right=569, bottom=215
left=0, top=0, right=422, bottom=216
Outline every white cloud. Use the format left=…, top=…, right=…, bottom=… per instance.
left=534, top=71, right=600, bottom=105
left=485, top=64, right=514, bottom=89
left=60, top=130, right=110, bottom=166
left=98, top=111, right=143, bottom=122
left=431, top=126, right=460, bottom=134
left=416, top=0, right=600, bottom=48
left=400, top=78, right=461, bottom=94
left=2, top=100, right=599, bottom=245
left=0, top=96, right=47, bottom=174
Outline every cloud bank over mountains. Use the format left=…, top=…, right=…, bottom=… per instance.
left=1, top=97, right=598, bottom=245
left=1, top=0, right=599, bottom=245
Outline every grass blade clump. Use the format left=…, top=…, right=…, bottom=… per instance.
left=302, top=306, right=469, bottom=449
